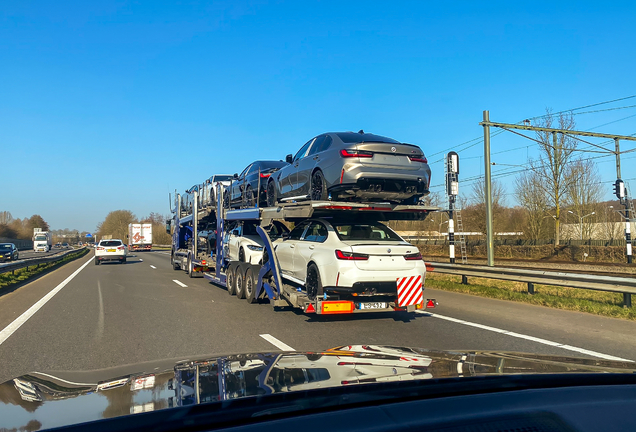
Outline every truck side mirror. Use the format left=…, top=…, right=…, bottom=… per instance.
left=285, top=154, right=293, bottom=164
left=166, top=221, right=171, bottom=234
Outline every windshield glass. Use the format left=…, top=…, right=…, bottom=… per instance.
left=211, top=175, right=233, bottom=182
left=336, top=132, right=400, bottom=144
left=0, top=245, right=11, bottom=250
left=2, top=3, right=635, bottom=431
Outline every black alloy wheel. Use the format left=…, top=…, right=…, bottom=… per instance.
left=311, top=170, right=328, bottom=201
left=306, top=263, right=323, bottom=301
left=246, top=186, right=256, bottom=207
left=266, top=180, right=277, bottom=207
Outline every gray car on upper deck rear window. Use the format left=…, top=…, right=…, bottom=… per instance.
left=265, top=131, right=431, bottom=206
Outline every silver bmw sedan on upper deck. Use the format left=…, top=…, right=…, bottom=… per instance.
left=265, top=131, right=431, bottom=206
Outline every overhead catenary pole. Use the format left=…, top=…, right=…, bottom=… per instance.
left=614, top=138, right=632, bottom=265
left=483, top=111, right=494, bottom=266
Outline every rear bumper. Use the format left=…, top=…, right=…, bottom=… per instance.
left=95, top=254, right=126, bottom=261
left=329, top=177, right=429, bottom=201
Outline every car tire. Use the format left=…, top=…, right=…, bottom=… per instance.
left=310, top=170, right=328, bottom=201
left=187, top=256, right=193, bottom=278
left=235, top=263, right=248, bottom=299
left=306, top=263, right=323, bottom=301
left=239, top=247, right=245, bottom=262
left=226, top=262, right=238, bottom=295
left=171, top=254, right=180, bottom=270
left=95, top=258, right=100, bottom=266
left=223, top=191, right=230, bottom=209
left=266, top=180, right=277, bottom=207
left=245, top=265, right=259, bottom=304
left=121, top=257, right=126, bottom=264
left=246, top=186, right=256, bottom=208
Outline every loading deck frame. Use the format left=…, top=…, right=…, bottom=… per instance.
left=188, top=183, right=438, bottom=314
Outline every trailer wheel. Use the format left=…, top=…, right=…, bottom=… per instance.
left=235, top=263, right=247, bottom=299
left=245, top=265, right=258, bottom=304
left=226, top=262, right=238, bottom=295
left=306, top=263, right=323, bottom=301
left=187, top=256, right=194, bottom=278
left=171, top=254, right=180, bottom=270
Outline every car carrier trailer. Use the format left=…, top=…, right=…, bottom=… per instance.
left=169, top=182, right=438, bottom=315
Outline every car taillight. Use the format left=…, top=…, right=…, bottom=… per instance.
left=117, top=246, right=124, bottom=250
left=335, top=250, right=369, bottom=260
left=97, top=247, right=104, bottom=251
left=339, top=149, right=373, bottom=158
left=260, top=173, right=271, bottom=178
left=408, top=155, right=428, bottom=163
left=404, top=252, right=423, bottom=260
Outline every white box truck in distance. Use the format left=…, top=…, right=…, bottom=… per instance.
left=33, top=228, right=52, bottom=252
left=128, top=223, right=152, bottom=252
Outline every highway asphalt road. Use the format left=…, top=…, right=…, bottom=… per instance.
left=0, top=251, right=635, bottom=383
left=15, top=248, right=75, bottom=260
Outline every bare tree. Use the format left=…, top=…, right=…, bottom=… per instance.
left=531, top=110, right=579, bottom=245
left=565, top=159, right=602, bottom=240
left=599, top=203, right=623, bottom=241
left=462, top=179, right=505, bottom=236
left=515, top=168, right=549, bottom=239
left=0, top=211, right=12, bottom=225
left=96, top=210, right=136, bottom=241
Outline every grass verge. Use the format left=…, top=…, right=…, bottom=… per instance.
left=426, top=273, right=636, bottom=321
left=0, top=248, right=90, bottom=290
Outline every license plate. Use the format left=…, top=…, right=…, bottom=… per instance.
left=358, top=302, right=387, bottom=310
left=107, top=249, right=116, bottom=252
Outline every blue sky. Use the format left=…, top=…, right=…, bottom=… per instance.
left=1, top=1, right=635, bottom=232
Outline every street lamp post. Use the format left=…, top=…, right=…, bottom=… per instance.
left=568, top=211, right=596, bottom=240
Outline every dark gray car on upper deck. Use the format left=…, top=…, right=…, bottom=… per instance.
left=265, top=131, right=431, bottom=206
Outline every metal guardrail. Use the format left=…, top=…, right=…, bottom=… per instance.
left=407, top=237, right=630, bottom=247
left=426, top=262, right=636, bottom=307
left=0, top=247, right=87, bottom=275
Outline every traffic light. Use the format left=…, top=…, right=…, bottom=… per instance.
left=614, top=179, right=625, bottom=199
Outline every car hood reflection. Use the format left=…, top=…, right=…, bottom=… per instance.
left=1, top=345, right=634, bottom=430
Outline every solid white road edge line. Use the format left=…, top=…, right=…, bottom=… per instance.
left=150, top=265, right=156, bottom=269
left=417, top=311, right=632, bottom=362
left=173, top=280, right=187, bottom=287
left=260, top=334, right=295, bottom=351
left=0, top=256, right=95, bottom=347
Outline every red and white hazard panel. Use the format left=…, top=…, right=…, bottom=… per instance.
left=396, top=275, right=423, bottom=307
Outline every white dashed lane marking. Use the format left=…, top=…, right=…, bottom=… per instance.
left=417, top=311, right=632, bottom=362
left=173, top=280, right=187, bottom=288
left=260, top=334, right=295, bottom=351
